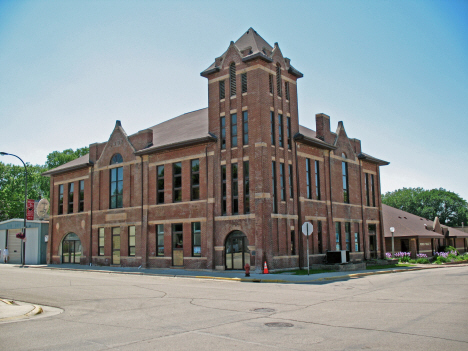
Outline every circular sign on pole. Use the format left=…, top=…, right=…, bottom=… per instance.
left=302, top=222, right=313, bottom=236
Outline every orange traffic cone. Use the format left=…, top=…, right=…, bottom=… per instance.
left=263, top=261, right=269, bottom=274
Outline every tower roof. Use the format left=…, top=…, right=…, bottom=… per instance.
left=201, top=28, right=302, bottom=78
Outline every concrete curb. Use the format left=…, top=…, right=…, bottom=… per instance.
left=0, top=304, right=43, bottom=322
left=25, top=262, right=468, bottom=284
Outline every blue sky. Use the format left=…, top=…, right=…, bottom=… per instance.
left=1, top=0, right=467, bottom=201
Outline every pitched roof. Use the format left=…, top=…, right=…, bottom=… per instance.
left=42, top=154, right=90, bottom=176
left=382, top=204, right=468, bottom=238
left=201, top=28, right=303, bottom=77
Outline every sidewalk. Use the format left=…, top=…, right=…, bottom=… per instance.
left=24, top=262, right=457, bottom=284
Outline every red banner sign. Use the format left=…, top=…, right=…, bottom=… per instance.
left=27, top=199, right=35, bottom=220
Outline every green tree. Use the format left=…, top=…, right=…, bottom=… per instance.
left=0, top=147, right=89, bottom=221
left=45, top=147, right=89, bottom=170
left=382, top=187, right=468, bottom=227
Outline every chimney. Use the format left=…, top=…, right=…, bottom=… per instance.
left=316, top=113, right=331, bottom=142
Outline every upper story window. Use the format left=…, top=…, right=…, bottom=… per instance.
left=191, top=159, right=200, bottom=201
left=220, top=117, right=226, bottom=150
left=342, top=153, right=349, bottom=204
left=68, top=182, right=74, bottom=213
left=58, top=184, right=64, bottom=215
left=79, top=180, right=84, bottom=212
left=232, top=163, right=239, bottom=214
left=272, top=161, right=277, bottom=213
left=306, top=159, right=312, bottom=199
left=157, top=165, right=165, bottom=204
left=276, top=64, right=282, bottom=97
left=285, top=81, right=290, bottom=100
left=110, top=153, right=123, bottom=209
left=280, top=163, right=285, bottom=201
left=229, top=62, right=236, bottom=96
left=221, top=165, right=227, bottom=215
left=289, top=164, right=293, bottom=199
left=219, top=80, right=225, bottom=100
left=365, top=173, right=370, bottom=206
left=244, top=161, right=250, bottom=214
left=173, top=162, right=182, bottom=202
left=270, top=112, right=275, bottom=145
left=269, top=74, right=274, bottom=94
left=241, top=73, right=247, bottom=93
left=286, top=117, right=291, bottom=149
left=315, top=160, right=321, bottom=200
left=278, top=114, right=284, bottom=147
left=371, top=174, right=376, bottom=207
left=231, top=113, right=238, bottom=147
left=243, top=111, right=248, bottom=145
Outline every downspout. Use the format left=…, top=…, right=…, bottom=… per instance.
left=359, top=160, right=366, bottom=259
left=89, top=164, right=94, bottom=265
left=327, top=151, right=333, bottom=251
left=294, top=140, right=302, bottom=269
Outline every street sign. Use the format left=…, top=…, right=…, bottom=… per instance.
left=302, top=222, right=313, bottom=236
left=27, top=199, right=35, bottom=220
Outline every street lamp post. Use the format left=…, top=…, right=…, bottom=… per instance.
left=390, top=227, right=395, bottom=257
left=0, top=152, right=27, bottom=266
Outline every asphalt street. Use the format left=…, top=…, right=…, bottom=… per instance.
left=1, top=265, right=467, bottom=350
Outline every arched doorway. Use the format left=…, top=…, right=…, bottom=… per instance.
left=225, top=231, right=250, bottom=270
left=61, top=233, right=82, bottom=264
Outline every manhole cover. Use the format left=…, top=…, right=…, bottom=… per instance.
left=252, top=308, right=276, bottom=313
left=265, top=322, right=294, bottom=328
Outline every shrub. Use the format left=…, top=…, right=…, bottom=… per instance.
left=394, top=252, right=411, bottom=263
left=385, top=252, right=392, bottom=259
left=416, top=258, right=430, bottom=264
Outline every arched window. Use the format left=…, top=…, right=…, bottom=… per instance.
left=230, top=62, right=236, bottom=96
left=276, top=64, right=282, bottom=97
left=110, top=153, right=123, bottom=208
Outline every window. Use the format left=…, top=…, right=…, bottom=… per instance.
left=270, top=112, right=275, bottom=145
left=291, top=230, right=296, bottom=255
left=285, top=81, right=290, bottom=100
left=219, top=80, right=225, bottom=100
left=345, top=222, right=351, bottom=251
left=272, top=161, right=277, bottom=213
left=317, top=221, right=323, bottom=254
left=241, top=73, right=247, bottom=93
left=156, top=224, right=164, bottom=256
left=280, top=163, right=285, bottom=201
left=230, top=62, right=236, bottom=96
left=243, top=111, right=248, bottom=145
left=342, top=155, right=349, bottom=203
left=269, top=74, right=274, bottom=94
left=220, top=117, right=226, bottom=150
left=98, top=228, right=104, bottom=256
left=276, top=64, right=282, bottom=97
left=289, top=164, right=293, bottom=198
left=232, top=163, right=238, bottom=214
left=78, top=180, right=84, bottom=212
left=191, top=159, right=199, bottom=201
left=315, top=161, right=321, bottom=200
left=192, top=222, right=201, bottom=256
left=371, top=174, right=376, bottom=207
left=221, top=165, right=227, bottom=215
left=365, top=173, right=370, bottom=206
left=335, top=222, right=342, bottom=250
left=68, top=183, right=74, bottom=213
left=354, top=229, right=360, bottom=252
left=306, top=159, right=312, bottom=199
left=286, top=117, right=291, bottom=149
left=278, top=114, right=284, bottom=147
left=157, top=165, right=165, bottom=204
left=368, top=224, right=377, bottom=258
left=110, top=154, right=123, bottom=209
left=231, top=113, right=237, bottom=147
left=128, top=226, right=135, bottom=256
left=173, top=162, right=182, bottom=202
left=58, top=184, right=64, bottom=215
left=112, top=227, right=121, bottom=265
left=244, top=161, right=250, bottom=214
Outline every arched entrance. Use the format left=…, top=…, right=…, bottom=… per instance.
left=225, top=231, right=250, bottom=270
left=61, top=233, right=82, bottom=264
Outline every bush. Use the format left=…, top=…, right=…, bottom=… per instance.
left=416, top=258, right=430, bottom=264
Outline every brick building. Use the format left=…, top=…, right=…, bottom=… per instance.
left=43, top=28, right=389, bottom=271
